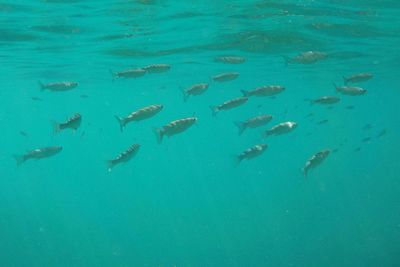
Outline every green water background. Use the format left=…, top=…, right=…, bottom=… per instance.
left=0, top=1, right=399, bottom=266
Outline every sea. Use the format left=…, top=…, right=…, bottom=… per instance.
left=1, top=0, right=399, bottom=266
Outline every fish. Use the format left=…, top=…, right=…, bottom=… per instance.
left=362, top=137, right=372, bottom=143
left=214, top=56, right=246, bottom=64
left=115, top=104, right=163, bottom=132
left=343, top=73, right=373, bottom=84
left=345, top=105, right=355, bottom=110
left=212, top=72, right=239, bottom=82
left=53, top=113, right=82, bottom=133
left=263, top=121, right=297, bottom=137
left=241, top=85, right=285, bottom=97
left=30, top=96, right=43, bottom=101
left=14, top=146, right=62, bottom=166
left=182, top=83, right=209, bottom=102
left=39, top=81, right=78, bottom=92
left=284, top=51, right=327, bottom=65
left=334, top=84, right=367, bottom=96
left=154, top=117, right=197, bottom=143
left=376, top=129, right=387, bottom=138
left=236, top=144, right=268, bottom=164
left=142, top=64, right=171, bottom=73
left=316, top=119, right=329, bottom=125
left=107, top=144, right=140, bottom=171
left=112, top=68, right=146, bottom=79
left=303, top=149, right=330, bottom=177
left=19, top=131, right=28, bottom=137
left=309, top=96, right=340, bottom=105
left=210, top=97, right=248, bottom=116
left=234, top=114, right=273, bottom=135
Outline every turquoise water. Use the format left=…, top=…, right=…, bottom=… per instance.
left=1, top=0, right=400, bottom=266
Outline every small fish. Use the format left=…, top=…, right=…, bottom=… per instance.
left=182, top=83, right=209, bottom=102
left=334, top=84, right=367, bottom=96
left=363, top=124, right=372, bottom=130
left=343, top=73, right=373, bottom=84
left=142, top=64, right=171, bottom=73
left=303, top=149, right=330, bottom=177
left=30, top=96, right=43, bottom=101
left=107, top=144, right=140, bottom=171
left=309, top=96, right=340, bottom=105
left=112, top=68, right=146, bottom=79
left=14, top=146, right=62, bottom=166
left=236, top=144, right=268, bottom=164
left=115, top=104, right=163, bottom=132
left=210, top=97, right=248, bottom=116
left=376, top=129, right=387, bottom=138
left=80, top=94, right=89, bottom=98
left=19, top=131, right=28, bottom=137
left=354, top=147, right=362, bottom=152
left=362, top=137, right=372, bottom=143
left=212, top=72, right=239, bottom=82
left=154, top=117, right=197, bottom=143
left=263, top=121, right=297, bottom=137
left=234, top=114, right=273, bottom=135
left=39, top=81, right=78, bottom=92
left=53, top=113, right=82, bottom=133
left=284, top=51, right=327, bottom=65
left=316, top=119, right=329, bottom=125
left=241, top=85, right=285, bottom=97
left=345, top=105, right=355, bottom=110
left=214, top=56, right=246, bottom=64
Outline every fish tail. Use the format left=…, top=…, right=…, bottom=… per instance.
left=234, top=121, right=246, bottom=135
left=262, top=130, right=271, bottom=139
left=38, top=81, right=45, bottom=91
left=51, top=121, right=61, bottom=134
left=303, top=167, right=308, bottom=178
left=114, top=115, right=126, bottom=132
left=332, top=82, right=338, bottom=90
left=281, top=55, right=290, bottom=67
left=241, top=90, right=249, bottom=97
left=343, top=76, right=348, bottom=84
left=209, top=106, right=218, bottom=116
left=180, top=87, right=189, bottom=102
left=13, top=154, right=26, bottom=166
left=234, top=155, right=243, bottom=167
left=153, top=127, right=164, bottom=144
left=109, top=69, right=117, bottom=81
left=106, top=160, right=114, bottom=172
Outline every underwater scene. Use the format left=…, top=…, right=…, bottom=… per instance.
left=1, top=0, right=400, bottom=266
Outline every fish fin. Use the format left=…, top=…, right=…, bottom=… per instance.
left=332, top=82, right=338, bottom=91
left=233, top=155, right=243, bottom=167
left=262, top=130, right=270, bottom=139
left=38, top=81, right=45, bottom=91
left=153, top=127, right=164, bottom=144
left=109, top=69, right=117, bottom=81
left=209, top=106, right=218, bottom=117
left=114, top=115, right=125, bottom=132
left=303, top=168, right=308, bottom=178
left=234, top=121, right=246, bottom=135
left=51, top=121, right=61, bottom=134
left=13, top=155, right=26, bottom=166
left=241, top=90, right=249, bottom=97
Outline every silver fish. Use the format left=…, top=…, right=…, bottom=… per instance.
left=143, top=64, right=171, bottom=73
left=107, top=144, right=140, bottom=171
left=39, top=81, right=78, bottom=91
left=214, top=56, right=246, bottom=64
left=154, top=117, right=197, bottom=143
left=210, top=97, right=248, bottom=116
left=285, top=51, right=327, bottom=64
left=53, top=113, right=82, bottom=133
left=14, top=146, right=62, bottom=166
left=234, top=114, right=273, bottom=135
left=242, top=85, right=285, bottom=97
left=343, top=73, right=373, bottom=84
left=236, top=144, right=268, bottom=164
left=115, top=104, right=163, bottom=132
left=212, top=72, right=239, bottom=82
left=310, top=96, right=340, bottom=105
left=112, top=68, right=146, bottom=79
left=182, top=83, right=209, bottom=102
left=264, top=121, right=297, bottom=137
left=303, top=149, right=330, bottom=177
left=334, top=84, right=367, bottom=96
